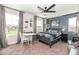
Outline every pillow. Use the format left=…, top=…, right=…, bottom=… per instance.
left=74, top=42, right=79, bottom=48
left=45, top=34, right=51, bottom=38
left=39, top=33, right=44, bottom=36
left=51, top=30, right=58, bottom=35
left=48, top=30, right=52, bottom=33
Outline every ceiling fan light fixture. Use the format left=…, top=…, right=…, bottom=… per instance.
left=44, top=12, right=47, bottom=16
left=37, top=4, right=56, bottom=17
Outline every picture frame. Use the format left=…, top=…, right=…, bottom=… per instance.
left=25, top=21, right=28, bottom=23
left=30, top=23, right=32, bottom=27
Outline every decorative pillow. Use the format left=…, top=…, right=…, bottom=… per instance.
left=39, top=33, right=44, bottom=36
left=48, top=30, right=52, bottom=33
left=45, top=34, right=52, bottom=38
left=51, top=30, right=58, bottom=35
left=74, top=42, right=79, bottom=48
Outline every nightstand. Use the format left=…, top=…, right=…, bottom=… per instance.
left=61, top=33, right=68, bottom=42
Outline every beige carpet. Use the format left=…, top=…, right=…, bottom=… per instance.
left=0, top=41, right=68, bottom=55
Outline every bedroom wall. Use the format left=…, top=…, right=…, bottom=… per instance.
left=53, top=16, right=69, bottom=33
left=23, top=12, right=35, bottom=32
left=50, top=12, right=79, bottom=34
left=23, top=12, right=44, bottom=33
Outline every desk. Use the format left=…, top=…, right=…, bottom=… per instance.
left=23, top=33, right=36, bottom=36
left=23, top=33, right=36, bottom=44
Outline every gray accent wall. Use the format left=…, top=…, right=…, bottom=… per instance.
left=50, top=12, right=79, bottom=33
left=54, top=16, right=69, bottom=33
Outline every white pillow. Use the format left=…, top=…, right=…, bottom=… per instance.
left=51, top=30, right=57, bottom=34
left=45, top=34, right=51, bottom=38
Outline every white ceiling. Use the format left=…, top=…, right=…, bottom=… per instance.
left=3, top=4, right=79, bottom=18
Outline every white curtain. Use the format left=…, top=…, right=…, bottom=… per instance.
left=0, top=5, right=7, bottom=47
left=17, top=11, right=23, bottom=43
left=33, top=16, right=37, bottom=33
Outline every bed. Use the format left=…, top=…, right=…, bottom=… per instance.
left=37, top=28, right=62, bottom=48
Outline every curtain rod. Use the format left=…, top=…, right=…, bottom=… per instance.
left=0, top=4, right=25, bottom=13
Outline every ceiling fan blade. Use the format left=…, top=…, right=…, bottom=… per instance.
left=37, top=6, right=44, bottom=11
left=40, top=12, right=44, bottom=13
left=46, top=11, right=56, bottom=13
left=46, top=4, right=55, bottom=11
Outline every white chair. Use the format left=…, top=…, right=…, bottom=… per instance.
left=29, top=35, right=33, bottom=44
left=19, top=32, right=29, bottom=45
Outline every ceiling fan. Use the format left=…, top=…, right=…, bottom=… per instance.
left=37, top=4, right=56, bottom=14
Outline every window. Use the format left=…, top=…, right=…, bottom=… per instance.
left=68, top=17, right=77, bottom=33
left=36, top=17, right=43, bottom=33
left=5, top=8, right=19, bottom=45
left=37, top=19, right=43, bottom=27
